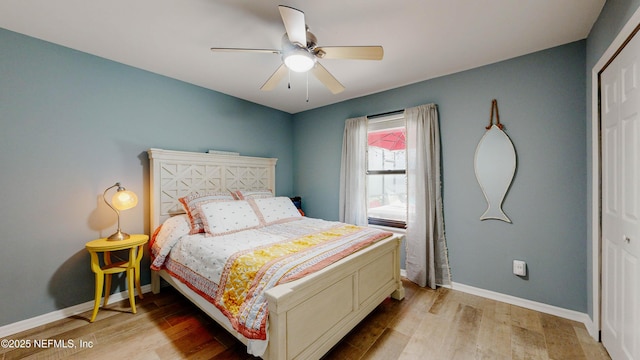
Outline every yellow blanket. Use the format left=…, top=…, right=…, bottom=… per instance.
left=215, top=224, right=391, bottom=339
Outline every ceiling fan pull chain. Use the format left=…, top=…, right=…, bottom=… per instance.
left=306, top=71, right=309, bottom=102
left=288, top=69, right=291, bottom=89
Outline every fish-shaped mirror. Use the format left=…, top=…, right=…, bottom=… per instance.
left=474, top=100, right=516, bottom=223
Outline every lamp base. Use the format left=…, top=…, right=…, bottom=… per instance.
left=107, top=230, right=130, bottom=241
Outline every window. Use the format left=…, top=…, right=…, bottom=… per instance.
left=366, top=114, right=406, bottom=228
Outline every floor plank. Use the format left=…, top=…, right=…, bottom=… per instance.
left=476, top=300, right=511, bottom=359
left=511, top=325, right=549, bottom=360
left=1, top=279, right=610, bottom=360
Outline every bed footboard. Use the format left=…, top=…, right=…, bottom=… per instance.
left=264, top=235, right=404, bottom=360
left=151, top=235, right=404, bottom=360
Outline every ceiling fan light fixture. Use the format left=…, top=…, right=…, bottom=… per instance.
left=283, top=48, right=316, bottom=72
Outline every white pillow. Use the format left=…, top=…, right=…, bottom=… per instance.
left=235, top=189, right=273, bottom=200
left=252, top=197, right=302, bottom=224
left=197, top=200, right=262, bottom=236
left=179, top=191, right=236, bottom=234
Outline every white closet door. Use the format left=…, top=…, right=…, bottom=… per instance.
left=601, top=26, right=640, bottom=360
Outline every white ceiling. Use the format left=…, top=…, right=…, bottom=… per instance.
left=0, top=0, right=605, bottom=114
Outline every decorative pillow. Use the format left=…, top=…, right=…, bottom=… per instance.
left=179, top=191, right=236, bottom=234
left=235, top=189, right=273, bottom=200
left=252, top=197, right=302, bottom=224
left=197, top=200, right=262, bottom=236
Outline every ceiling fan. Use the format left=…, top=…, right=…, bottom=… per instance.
left=210, top=5, right=384, bottom=95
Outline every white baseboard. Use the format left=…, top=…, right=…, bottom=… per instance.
left=2, top=280, right=600, bottom=342
left=399, top=272, right=598, bottom=340
left=450, top=282, right=598, bottom=340
left=0, top=285, right=152, bottom=338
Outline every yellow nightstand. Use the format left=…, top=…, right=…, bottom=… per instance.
left=85, top=234, right=148, bottom=322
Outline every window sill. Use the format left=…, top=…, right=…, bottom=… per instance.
left=368, top=224, right=406, bottom=236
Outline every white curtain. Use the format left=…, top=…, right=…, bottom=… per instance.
left=338, top=108, right=451, bottom=289
left=405, top=104, right=451, bottom=289
left=338, top=116, right=368, bottom=226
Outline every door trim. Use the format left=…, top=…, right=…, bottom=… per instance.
left=591, top=6, right=640, bottom=341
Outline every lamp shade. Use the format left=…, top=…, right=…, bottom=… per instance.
left=112, top=190, right=138, bottom=211
left=284, top=48, right=316, bottom=72
left=102, top=182, right=138, bottom=240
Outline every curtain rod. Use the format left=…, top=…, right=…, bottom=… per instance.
left=367, top=104, right=438, bottom=119
left=367, top=109, right=404, bottom=119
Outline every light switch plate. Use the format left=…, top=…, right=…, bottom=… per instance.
left=513, top=260, right=527, bottom=276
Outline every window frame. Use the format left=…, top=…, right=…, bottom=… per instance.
left=366, top=114, right=407, bottom=229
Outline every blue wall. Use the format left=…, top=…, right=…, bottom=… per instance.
left=293, top=41, right=588, bottom=312
left=0, top=28, right=293, bottom=326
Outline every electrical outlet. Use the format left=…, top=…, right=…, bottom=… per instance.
left=513, top=260, right=527, bottom=276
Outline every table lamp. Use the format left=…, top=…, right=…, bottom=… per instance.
left=103, top=182, right=138, bottom=240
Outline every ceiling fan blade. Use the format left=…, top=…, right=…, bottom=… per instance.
left=279, top=5, right=307, bottom=46
left=311, top=63, right=345, bottom=94
left=316, top=46, right=384, bottom=60
left=210, top=47, right=280, bottom=55
left=261, top=64, right=288, bottom=91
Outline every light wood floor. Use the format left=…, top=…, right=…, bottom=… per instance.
left=1, top=279, right=610, bottom=360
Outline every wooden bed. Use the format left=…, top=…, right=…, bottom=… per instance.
left=147, top=148, right=405, bottom=360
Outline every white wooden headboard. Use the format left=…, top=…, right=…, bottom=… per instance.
left=147, top=148, right=277, bottom=231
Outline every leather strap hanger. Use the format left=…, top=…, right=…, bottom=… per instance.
left=486, top=99, right=504, bottom=130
